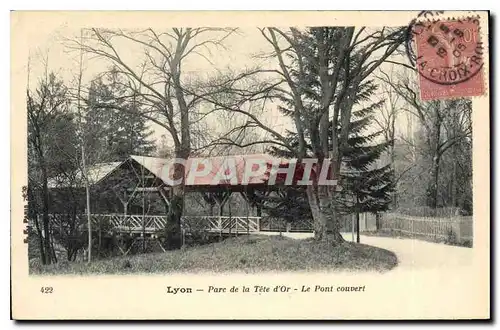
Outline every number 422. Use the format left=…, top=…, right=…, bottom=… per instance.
left=40, top=287, right=53, bottom=294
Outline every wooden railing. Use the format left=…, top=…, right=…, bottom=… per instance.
left=39, top=214, right=168, bottom=234
left=39, top=214, right=261, bottom=234
left=181, top=216, right=261, bottom=234
left=98, top=214, right=168, bottom=233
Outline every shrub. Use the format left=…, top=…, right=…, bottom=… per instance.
left=444, top=228, right=458, bottom=245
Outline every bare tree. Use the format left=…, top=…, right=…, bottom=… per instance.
left=27, top=60, right=70, bottom=264
left=73, top=31, right=93, bottom=263
left=196, top=27, right=406, bottom=242
left=375, top=67, right=401, bottom=165
left=383, top=72, right=472, bottom=209
left=374, top=67, right=403, bottom=207
left=67, top=27, right=238, bottom=248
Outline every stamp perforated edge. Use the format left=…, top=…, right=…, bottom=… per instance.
left=407, top=12, right=489, bottom=100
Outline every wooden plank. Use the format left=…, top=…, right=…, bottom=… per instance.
left=63, top=214, right=265, bottom=235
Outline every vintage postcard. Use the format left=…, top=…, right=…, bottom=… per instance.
left=11, top=10, right=490, bottom=320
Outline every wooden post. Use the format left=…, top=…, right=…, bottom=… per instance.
left=228, top=195, right=232, bottom=237
left=241, top=191, right=250, bottom=235
left=214, top=191, right=231, bottom=239
left=356, top=196, right=360, bottom=243
left=219, top=213, right=222, bottom=239
left=351, top=214, right=355, bottom=242
left=97, top=217, right=102, bottom=259
left=457, top=218, right=462, bottom=242
left=181, top=217, right=185, bottom=248
left=123, top=202, right=128, bottom=225
left=356, top=212, right=360, bottom=243
left=142, top=184, right=146, bottom=253
left=216, top=203, right=223, bottom=240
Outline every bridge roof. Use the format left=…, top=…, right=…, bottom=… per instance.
left=49, top=154, right=337, bottom=190
left=48, top=161, right=124, bottom=188
left=129, top=154, right=292, bottom=187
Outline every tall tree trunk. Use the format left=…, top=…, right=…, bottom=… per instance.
left=35, top=219, right=46, bottom=264
left=427, top=101, right=444, bottom=210
left=40, top=159, right=52, bottom=265
left=427, top=154, right=440, bottom=210
left=305, top=155, right=344, bottom=243
left=451, top=145, right=458, bottom=207
left=390, top=130, right=397, bottom=208
left=50, top=238, right=58, bottom=263
left=35, top=138, right=52, bottom=264
left=97, top=220, right=102, bottom=259
left=306, top=185, right=344, bottom=244
left=166, top=189, right=183, bottom=249
left=82, top=150, right=92, bottom=263
left=356, top=196, right=360, bottom=243
left=165, top=150, right=186, bottom=250
left=31, top=186, right=46, bottom=264
left=306, top=185, right=325, bottom=240
left=328, top=158, right=345, bottom=243
left=142, top=180, right=146, bottom=253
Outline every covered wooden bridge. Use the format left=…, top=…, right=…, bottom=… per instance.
left=47, top=154, right=319, bottom=240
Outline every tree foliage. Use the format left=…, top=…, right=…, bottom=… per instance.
left=337, top=82, right=394, bottom=215
left=85, top=75, right=156, bottom=162
left=28, top=71, right=74, bottom=264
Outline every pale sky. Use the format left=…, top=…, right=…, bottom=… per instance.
left=27, top=26, right=414, bottom=154
left=28, top=27, right=294, bottom=147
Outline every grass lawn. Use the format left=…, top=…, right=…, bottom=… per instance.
left=31, top=234, right=398, bottom=275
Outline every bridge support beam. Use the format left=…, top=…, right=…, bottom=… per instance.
left=212, top=191, right=231, bottom=237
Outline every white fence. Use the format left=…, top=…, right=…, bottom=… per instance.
left=34, top=214, right=261, bottom=235
left=181, top=215, right=260, bottom=233
left=379, top=213, right=473, bottom=242
left=338, top=213, right=378, bottom=232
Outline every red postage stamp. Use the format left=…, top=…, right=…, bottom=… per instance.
left=413, top=17, right=485, bottom=101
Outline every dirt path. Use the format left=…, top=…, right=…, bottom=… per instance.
left=345, top=234, right=474, bottom=271
left=258, top=231, right=474, bottom=271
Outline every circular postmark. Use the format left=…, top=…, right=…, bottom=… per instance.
left=411, top=17, right=484, bottom=86
left=404, top=11, right=446, bottom=67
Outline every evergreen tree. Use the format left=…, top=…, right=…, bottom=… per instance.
left=260, top=187, right=312, bottom=230
left=268, top=77, right=394, bottom=235
left=265, top=29, right=395, bottom=238
left=336, top=80, right=394, bottom=241
left=85, top=75, right=156, bottom=163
